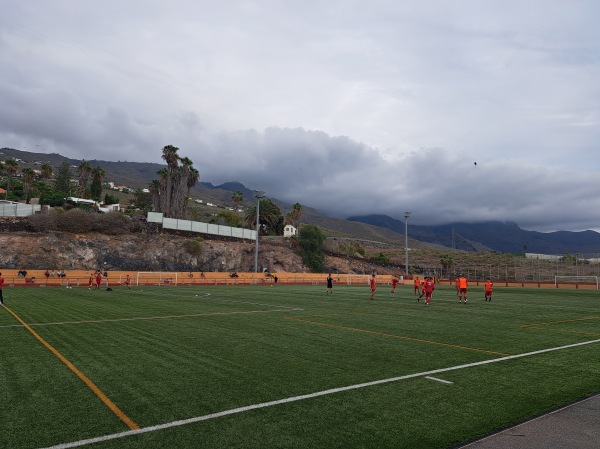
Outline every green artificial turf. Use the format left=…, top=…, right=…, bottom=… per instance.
left=0, top=283, right=598, bottom=448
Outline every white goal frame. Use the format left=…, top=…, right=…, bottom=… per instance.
left=136, top=272, right=178, bottom=286
left=65, top=278, right=80, bottom=287
left=346, top=275, right=369, bottom=286
left=554, top=276, right=599, bottom=289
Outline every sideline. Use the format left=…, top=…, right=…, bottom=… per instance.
left=39, top=338, right=600, bottom=449
left=2, top=305, right=139, bottom=431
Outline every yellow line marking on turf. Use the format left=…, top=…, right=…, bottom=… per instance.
left=3, top=305, right=139, bottom=430
left=285, top=316, right=510, bottom=356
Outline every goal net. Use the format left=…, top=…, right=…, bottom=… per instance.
left=65, top=278, right=80, bottom=287
left=554, top=276, right=599, bottom=289
left=136, top=272, right=178, bottom=286
left=346, top=275, right=370, bottom=285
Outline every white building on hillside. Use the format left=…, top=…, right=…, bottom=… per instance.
left=284, top=225, right=297, bottom=237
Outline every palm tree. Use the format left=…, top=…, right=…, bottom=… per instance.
left=4, top=158, right=19, bottom=200
left=232, top=191, right=244, bottom=210
left=184, top=166, right=200, bottom=216
left=291, top=202, right=303, bottom=231
left=161, top=145, right=180, bottom=217
left=21, top=167, right=36, bottom=203
left=172, top=156, right=193, bottom=218
left=41, top=163, right=53, bottom=182
left=78, top=160, right=92, bottom=198
left=90, top=166, right=106, bottom=201
left=245, top=199, right=282, bottom=235
left=157, top=167, right=169, bottom=215
left=149, top=179, right=161, bottom=211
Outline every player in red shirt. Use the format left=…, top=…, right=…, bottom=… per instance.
left=455, top=277, right=460, bottom=296
left=125, top=275, right=131, bottom=289
left=88, top=273, right=94, bottom=290
left=413, top=277, right=420, bottom=296
left=369, top=274, right=377, bottom=300
left=419, top=276, right=435, bottom=306
left=95, top=272, right=102, bottom=290
left=0, top=272, right=4, bottom=305
left=484, top=278, right=493, bottom=301
left=458, top=276, right=468, bottom=303
left=390, top=275, right=399, bottom=296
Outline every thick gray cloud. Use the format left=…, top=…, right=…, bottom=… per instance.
left=1, top=1, right=599, bottom=231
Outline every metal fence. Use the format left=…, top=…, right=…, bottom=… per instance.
left=0, top=201, right=41, bottom=217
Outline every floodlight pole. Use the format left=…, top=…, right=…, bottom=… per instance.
left=254, top=192, right=265, bottom=273
left=404, top=211, right=411, bottom=278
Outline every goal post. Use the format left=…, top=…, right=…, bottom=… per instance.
left=554, top=276, right=599, bottom=289
left=346, top=275, right=369, bottom=286
left=136, top=272, right=178, bottom=286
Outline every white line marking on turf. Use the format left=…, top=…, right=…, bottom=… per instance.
left=39, top=338, right=600, bottom=449
left=425, top=376, right=454, bottom=385
left=0, top=309, right=303, bottom=328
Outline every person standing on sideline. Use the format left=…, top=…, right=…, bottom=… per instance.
left=413, top=277, right=420, bottom=296
left=326, top=274, right=333, bottom=294
left=95, top=272, right=102, bottom=290
left=459, top=275, right=468, bottom=303
left=484, top=278, right=493, bottom=301
left=390, top=275, right=399, bottom=296
left=419, top=276, right=435, bottom=306
left=0, top=272, right=4, bottom=305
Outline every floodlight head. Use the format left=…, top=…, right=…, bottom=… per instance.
left=404, top=211, right=411, bottom=219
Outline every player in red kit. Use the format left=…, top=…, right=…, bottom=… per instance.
left=0, top=272, right=4, bottom=305
left=419, top=276, right=435, bottom=306
left=125, top=275, right=131, bottom=289
left=484, top=278, right=493, bottom=301
left=369, top=274, right=377, bottom=300
left=95, top=272, right=102, bottom=290
left=390, top=275, right=399, bottom=296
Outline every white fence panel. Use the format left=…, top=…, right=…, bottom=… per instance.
left=147, top=213, right=256, bottom=240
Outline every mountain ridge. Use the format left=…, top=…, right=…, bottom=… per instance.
left=3, top=147, right=599, bottom=255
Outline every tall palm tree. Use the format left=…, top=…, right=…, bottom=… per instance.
left=156, top=167, right=169, bottom=215
left=232, top=190, right=244, bottom=210
left=172, top=157, right=193, bottom=218
left=21, top=167, right=36, bottom=203
left=4, top=158, right=19, bottom=200
left=291, top=202, right=303, bottom=231
left=78, top=160, right=92, bottom=198
left=161, top=145, right=179, bottom=216
left=149, top=179, right=161, bottom=211
left=90, top=166, right=106, bottom=201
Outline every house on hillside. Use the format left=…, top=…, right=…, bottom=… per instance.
left=284, top=225, right=297, bottom=237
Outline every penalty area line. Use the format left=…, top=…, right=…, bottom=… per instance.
left=39, top=338, right=600, bottom=449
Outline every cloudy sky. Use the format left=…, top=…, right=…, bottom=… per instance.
left=2, top=1, right=599, bottom=232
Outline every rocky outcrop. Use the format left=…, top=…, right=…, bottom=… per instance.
left=0, top=230, right=379, bottom=274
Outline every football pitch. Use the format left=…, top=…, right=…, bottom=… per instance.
left=1, top=283, right=599, bottom=449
